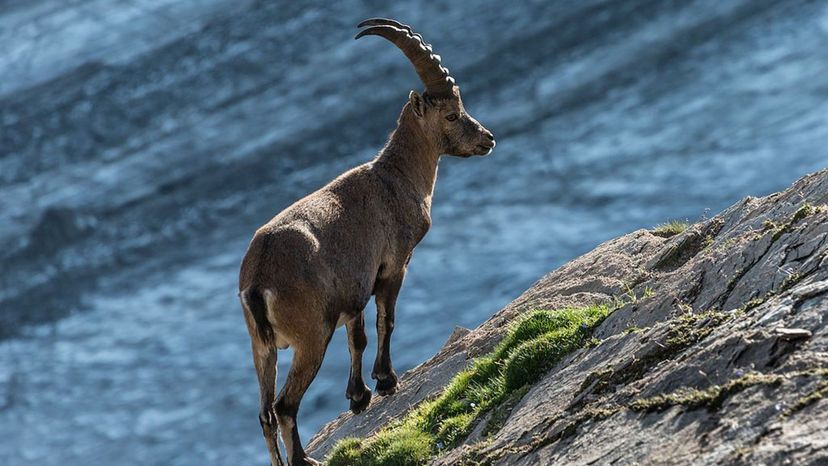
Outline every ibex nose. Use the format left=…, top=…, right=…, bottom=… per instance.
left=479, top=129, right=496, bottom=152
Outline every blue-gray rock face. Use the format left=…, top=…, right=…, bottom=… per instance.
left=1, top=1, right=827, bottom=465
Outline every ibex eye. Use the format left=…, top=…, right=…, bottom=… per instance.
left=445, top=114, right=458, bottom=121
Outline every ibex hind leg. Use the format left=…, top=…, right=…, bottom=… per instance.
left=241, top=288, right=285, bottom=466
left=275, top=330, right=332, bottom=466
left=252, top=346, right=285, bottom=466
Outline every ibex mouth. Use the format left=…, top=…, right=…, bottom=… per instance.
left=476, top=140, right=495, bottom=153
left=475, top=145, right=494, bottom=156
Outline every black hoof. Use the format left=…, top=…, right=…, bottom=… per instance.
left=350, top=392, right=371, bottom=414
left=348, top=386, right=372, bottom=414
left=375, top=375, right=399, bottom=396
left=345, top=383, right=371, bottom=414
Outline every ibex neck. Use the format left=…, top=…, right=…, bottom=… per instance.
left=375, top=106, right=440, bottom=201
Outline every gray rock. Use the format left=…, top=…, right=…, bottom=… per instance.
left=309, top=169, right=828, bottom=465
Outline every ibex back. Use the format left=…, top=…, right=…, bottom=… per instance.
left=239, top=18, right=495, bottom=466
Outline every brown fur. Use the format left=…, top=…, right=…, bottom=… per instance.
left=240, top=84, right=493, bottom=465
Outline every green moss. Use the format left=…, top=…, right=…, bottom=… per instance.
left=658, top=309, right=726, bottom=351
left=792, top=202, right=817, bottom=222
left=326, top=306, right=612, bottom=465
left=628, top=369, right=828, bottom=414
left=652, top=220, right=690, bottom=238
left=663, top=310, right=729, bottom=347
left=555, top=405, right=621, bottom=441
left=770, top=202, right=823, bottom=241
left=780, top=273, right=802, bottom=293
left=630, top=372, right=783, bottom=412
left=785, top=379, right=828, bottom=417
left=762, top=219, right=779, bottom=232
left=740, top=297, right=766, bottom=312
left=578, top=366, right=614, bottom=395
left=582, top=405, right=620, bottom=420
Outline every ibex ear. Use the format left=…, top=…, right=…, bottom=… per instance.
left=409, top=90, right=425, bottom=118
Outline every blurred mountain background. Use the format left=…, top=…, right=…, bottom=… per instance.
left=0, top=0, right=826, bottom=464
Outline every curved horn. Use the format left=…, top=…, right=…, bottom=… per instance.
left=356, top=19, right=455, bottom=98
left=357, top=18, right=426, bottom=46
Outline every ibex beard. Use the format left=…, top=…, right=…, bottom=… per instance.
left=239, top=18, right=495, bottom=466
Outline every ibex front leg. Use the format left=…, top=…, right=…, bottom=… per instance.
left=345, top=313, right=372, bottom=413
left=372, top=272, right=404, bottom=395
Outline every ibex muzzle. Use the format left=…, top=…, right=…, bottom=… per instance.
left=239, top=18, right=495, bottom=466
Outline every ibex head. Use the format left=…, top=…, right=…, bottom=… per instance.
left=357, top=18, right=496, bottom=157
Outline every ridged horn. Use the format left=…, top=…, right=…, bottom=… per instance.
left=356, top=18, right=455, bottom=98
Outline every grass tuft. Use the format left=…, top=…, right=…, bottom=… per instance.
left=326, top=305, right=612, bottom=465
left=327, top=426, right=434, bottom=466
left=652, top=220, right=690, bottom=238
left=504, top=329, right=579, bottom=390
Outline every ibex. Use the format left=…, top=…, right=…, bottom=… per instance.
left=239, top=18, right=495, bottom=466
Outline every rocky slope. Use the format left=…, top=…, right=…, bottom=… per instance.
left=308, top=169, right=828, bottom=465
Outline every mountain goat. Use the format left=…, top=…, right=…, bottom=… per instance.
left=239, top=18, right=495, bottom=466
